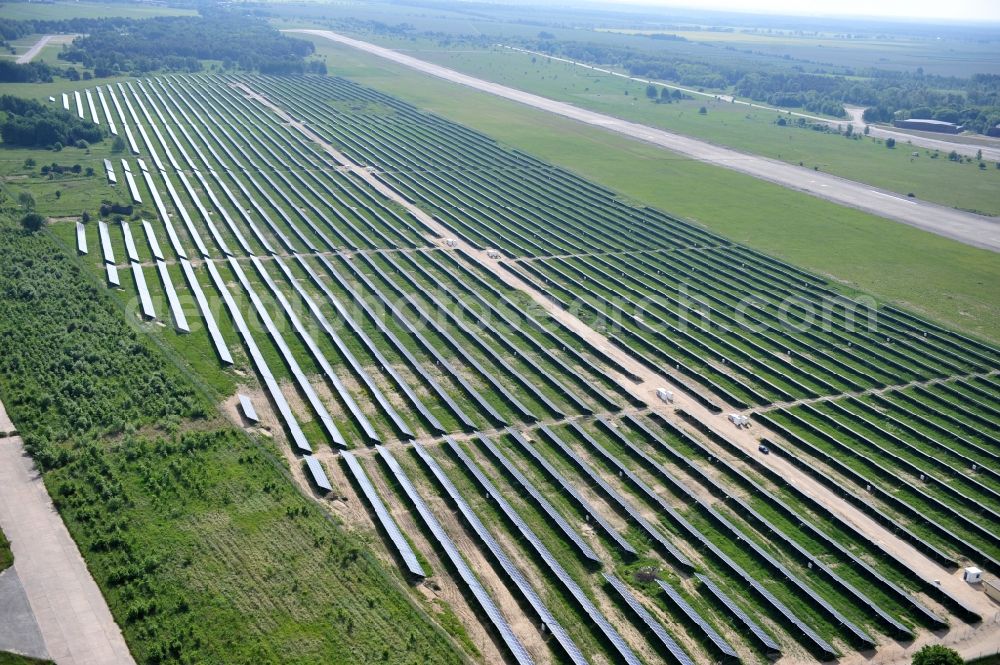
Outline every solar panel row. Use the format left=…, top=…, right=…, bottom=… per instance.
left=602, top=573, right=694, bottom=665
left=340, top=450, right=425, bottom=579
left=584, top=421, right=856, bottom=653
left=227, top=257, right=347, bottom=448
left=538, top=425, right=693, bottom=570
left=292, top=255, right=442, bottom=435
left=413, top=442, right=584, bottom=665
left=250, top=256, right=378, bottom=444
left=635, top=414, right=946, bottom=631
left=475, top=434, right=599, bottom=565
left=271, top=256, right=415, bottom=440
left=376, top=445, right=533, bottom=665
left=507, top=428, right=637, bottom=558
left=656, top=579, right=738, bottom=660
left=447, top=439, right=639, bottom=665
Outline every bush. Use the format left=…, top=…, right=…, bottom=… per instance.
left=912, top=645, right=961, bottom=665
left=20, top=212, right=46, bottom=233
left=698, top=106, right=708, bottom=114
left=886, top=137, right=896, bottom=148
left=17, top=191, right=35, bottom=210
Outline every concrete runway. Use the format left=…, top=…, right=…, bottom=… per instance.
left=0, top=400, right=135, bottom=665
left=292, top=30, right=1000, bottom=253
left=15, top=35, right=52, bottom=64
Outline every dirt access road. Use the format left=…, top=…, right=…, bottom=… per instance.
left=291, top=29, right=1000, bottom=253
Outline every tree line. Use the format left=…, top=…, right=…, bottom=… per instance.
left=0, top=10, right=323, bottom=79
left=0, top=95, right=105, bottom=149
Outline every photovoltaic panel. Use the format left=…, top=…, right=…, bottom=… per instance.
left=695, top=573, right=781, bottom=656
left=121, top=221, right=140, bottom=263
left=656, top=579, right=738, bottom=660
left=476, top=434, right=599, bottom=565
left=304, top=455, right=332, bottom=493
left=447, top=439, right=637, bottom=665
left=238, top=395, right=258, bottom=423
left=76, top=222, right=87, bottom=255
left=106, top=263, right=120, bottom=287
left=376, top=445, right=532, bottom=665
left=97, top=221, right=115, bottom=264
left=181, top=258, right=233, bottom=366
left=155, top=260, right=189, bottom=333
left=340, top=450, right=425, bottom=578
left=413, top=443, right=578, bottom=664
left=142, top=220, right=165, bottom=261
left=603, top=573, right=694, bottom=665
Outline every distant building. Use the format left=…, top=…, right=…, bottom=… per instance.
left=893, top=118, right=962, bottom=134
left=987, top=124, right=1000, bottom=137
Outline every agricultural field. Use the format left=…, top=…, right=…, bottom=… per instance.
left=0, top=1, right=196, bottom=21
left=598, top=28, right=1000, bottom=77
left=13, top=68, right=996, bottom=664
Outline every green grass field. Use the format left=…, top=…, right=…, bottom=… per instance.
left=342, top=37, right=1000, bottom=216
left=0, top=653, right=53, bottom=665
left=299, top=35, right=1000, bottom=345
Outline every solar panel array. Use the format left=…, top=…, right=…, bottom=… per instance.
left=656, top=579, right=739, bottom=661
left=475, top=435, right=599, bottom=565
left=376, top=445, right=533, bottom=665
left=121, top=221, right=140, bottom=262
left=413, top=442, right=583, bottom=665
left=603, top=573, right=694, bottom=665
left=131, top=263, right=156, bottom=321
left=694, top=573, right=780, bottom=656
left=97, top=220, right=115, bottom=264
left=227, top=257, right=346, bottom=448
left=583, top=420, right=849, bottom=656
left=538, top=425, right=693, bottom=570
left=55, top=68, right=1000, bottom=665
left=447, top=439, right=640, bottom=665
left=507, top=428, right=637, bottom=558
left=340, top=450, right=425, bottom=579
left=271, top=256, right=414, bottom=440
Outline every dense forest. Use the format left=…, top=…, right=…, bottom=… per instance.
left=0, top=58, right=73, bottom=83
left=0, top=10, right=323, bottom=79
left=0, top=95, right=104, bottom=148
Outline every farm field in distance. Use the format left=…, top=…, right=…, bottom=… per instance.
left=1, top=3, right=998, bottom=665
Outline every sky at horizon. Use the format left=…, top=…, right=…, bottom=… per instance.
left=599, top=0, right=1000, bottom=22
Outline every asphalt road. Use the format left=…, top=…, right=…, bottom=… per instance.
left=293, top=30, right=1000, bottom=253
